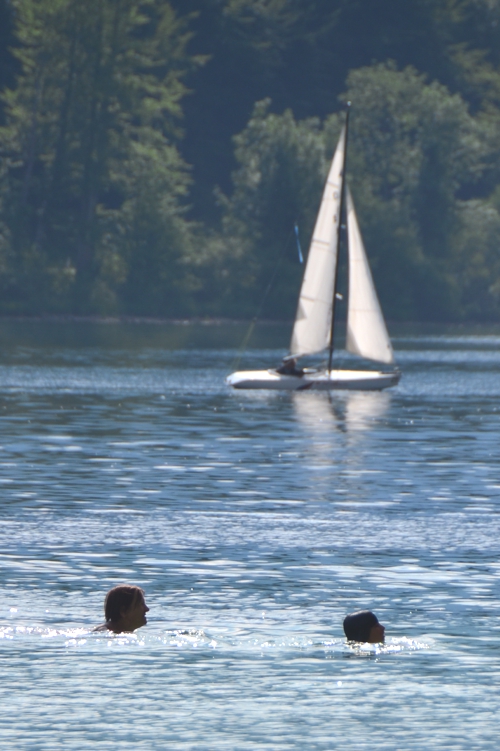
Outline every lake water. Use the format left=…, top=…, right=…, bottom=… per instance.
left=1, top=321, right=500, bottom=750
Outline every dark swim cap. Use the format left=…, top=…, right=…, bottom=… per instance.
left=343, top=610, right=379, bottom=642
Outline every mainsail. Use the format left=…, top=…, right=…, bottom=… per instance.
left=289, top=127, right=345, bottom=357
left=345, top=188, right=394, bottom=364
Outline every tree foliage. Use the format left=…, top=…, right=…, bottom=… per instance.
left=172, top=0, right=500, bottom=220
left=2, top=0, right=500, bottom=320
left=344, top=63, right=488, bottom=320
left=0, top=0, right=196, bottom=314
left=210, top=100, right=327, bottom=318
left=216, top=63, right=500, bottom=321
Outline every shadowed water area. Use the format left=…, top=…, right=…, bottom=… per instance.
left=1, top=321, right=500, bottom=749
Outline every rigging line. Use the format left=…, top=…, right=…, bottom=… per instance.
left=294, top=224, right=304, bottom=263
left=230, top=228, right=295, bottom=372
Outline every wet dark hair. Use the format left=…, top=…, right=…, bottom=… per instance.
left=343, top=610, right=379, bottom=642
left=104, top=585, right=144, bottom=623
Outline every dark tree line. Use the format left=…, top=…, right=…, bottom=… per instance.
left=1, top=0, right=500, bottom=320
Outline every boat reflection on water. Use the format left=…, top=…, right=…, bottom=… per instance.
left=343, top=390, right=390, bottom=433
left=292, top=391, right=339, bottom=437
left=292, top=390, right=390, bottom=436
left=292, top=390, right=391, bottom=499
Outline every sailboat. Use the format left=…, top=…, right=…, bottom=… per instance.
left=226, top=105, right=401, bottom=391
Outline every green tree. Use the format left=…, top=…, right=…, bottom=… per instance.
left=216, top=63, right=499, bottom=322
left=169, top=0, right=485, bottom=224
left=451, top=197, right=500, bottom=320
left=167, top=0, right=500, bottom=236
left=0, top=0, right=17, bottom=124
left=213, top=99, right=328, bottom=318
left=343, top=62, right=486, bottom=320
left=0, top=0, right=196, bottom=314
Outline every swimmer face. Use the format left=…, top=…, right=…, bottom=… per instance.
left=120, top=591, right=150, bottom=632
left=368, top=623, right=385, bottom=643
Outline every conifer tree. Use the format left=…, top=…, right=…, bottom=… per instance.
left=0, top=0, right=196, bottom=314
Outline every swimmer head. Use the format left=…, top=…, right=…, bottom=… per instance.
left=343, top=610, right=385, bottom=644
left=104, top=585, right=149, bottom=633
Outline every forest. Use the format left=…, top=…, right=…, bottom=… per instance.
left=1, top=0, right=500, bottom=322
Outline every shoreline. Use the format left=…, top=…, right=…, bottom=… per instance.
left=0, top=314, right=499, bottom=335
left=0, top=314, right=290, bottom=326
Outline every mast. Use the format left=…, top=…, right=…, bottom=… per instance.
left=328, top=102, right=351, bottom=373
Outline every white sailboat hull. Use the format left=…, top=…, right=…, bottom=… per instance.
left=226, top=369, right=400, bottom=391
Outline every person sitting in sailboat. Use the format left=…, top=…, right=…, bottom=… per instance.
left=276, top=357, right=304, bottom=377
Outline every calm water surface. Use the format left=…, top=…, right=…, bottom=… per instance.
left=1, top=322, right=500, bottom=750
